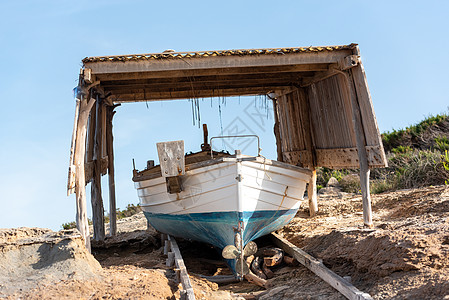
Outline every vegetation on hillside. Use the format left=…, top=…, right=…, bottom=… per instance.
left=62, top=204, right=141, bottom=230
left=318, top=113, right=449, bottom=194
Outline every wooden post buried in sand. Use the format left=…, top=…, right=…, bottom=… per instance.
left=344, top=69, right=373, bottom=228
left=72, top=83, right=96, bottom=252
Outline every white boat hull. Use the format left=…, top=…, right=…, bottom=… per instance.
left=134, top=156, right=311, bottom=248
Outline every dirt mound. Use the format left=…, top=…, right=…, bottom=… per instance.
left=0, top=228, right=101, bottom=297
left=280, top=185, right=449, bottom=299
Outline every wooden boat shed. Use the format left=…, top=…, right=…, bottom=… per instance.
left=68, top=44, right=387, bottom=250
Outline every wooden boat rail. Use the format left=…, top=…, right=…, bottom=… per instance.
left=161, top=232, right=373, bottom=300
left=162, top=234, right=196, bottom=300
left=271, top=233, right=373, bottom=300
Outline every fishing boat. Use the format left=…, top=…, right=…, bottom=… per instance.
left=132, top=134, right=312, bottom=278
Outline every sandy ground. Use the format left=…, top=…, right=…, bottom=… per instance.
left=2, top=185, right=449, bottom=299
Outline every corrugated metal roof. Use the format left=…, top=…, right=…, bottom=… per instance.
left=82, top=44, right=357, bottom=64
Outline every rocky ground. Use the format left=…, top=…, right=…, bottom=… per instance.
left=1, top=184, right=448, bottom=299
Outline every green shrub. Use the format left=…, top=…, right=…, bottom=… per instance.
left=377, top=149, right=449, bottom=191
left=62, top=221, right=76, bottom=230
left=116, top=204, right=141, bottom=219
left=435, top=137, right=449, bottom=152
left=391, top=145, right=413, bottom=154
left=316, top=167, right=351, bottom=187
left=382, top=113, right=448, bottom=152
left=443, top=150, right=449, bottom=185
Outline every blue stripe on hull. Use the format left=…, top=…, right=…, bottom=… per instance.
left=143, top=209, right=297, bottom=249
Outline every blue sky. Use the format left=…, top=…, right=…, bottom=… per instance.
left=0, top=1, right=448, bottom=230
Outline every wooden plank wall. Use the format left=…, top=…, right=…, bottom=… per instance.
left=309, top=74, right=356, bottom=150
left=275, top=72, right=386, bottom=169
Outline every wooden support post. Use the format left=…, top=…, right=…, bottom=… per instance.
left=272, top=98, right=284, bottom=162
left=307, top=167, right=318, bottom=216
left=106, top=106, right=117, bottom=236
left=74, top=95, right=96, bottom=252
left=91, top=95, right=105, bottom=241
left=345, top=70, right=373, bottom=228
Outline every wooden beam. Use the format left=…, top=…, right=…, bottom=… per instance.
left=105, top=80, right=293, bottom=96
left=111, top=86, right=287, bottom=102
left=271, top=233, right=373, bottom=300
left=94, top=64, right=330, bottom=81
left=101, top=71, right=311, bottom=89
left=300, top=69, right=339, bottom=87
left=67, top=98, right=80, bottom=195
left=350, top=47, right=387, bottom=167
left=167, top=235, right=196, bottom=300
left=106, top=105, right=117, bottom=236
left=283, top=146, right=385, bottom=169
left=85, top=50, right=352, bottom=75
left=91, top=95, right=106, bottom=241
left=74, top=96, right=95, bottom=252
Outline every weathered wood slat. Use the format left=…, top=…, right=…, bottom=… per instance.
left=67, top=99, right=80, bottom=196
left=167, top=235, right=196, bottom=300
left=85, top=157, right=108, bottom=184
left=112, top=86, right=287, bottom=102
left=91, top=96, right=105, bottom=241
left=283, top=145, right=385, bottom=169
left=157, top=141, right=185, bottom=177
left=86, top=50, right=352, bottom=74
left=272, top=99, right=283, bottom=162
left=106, top=106, right=117, bottom=236
left=94, top=64, right=331, bottom=82
left=102, top=72, right=308, bottom=90
left=350, top=46, right=387, bottom=167
left=271, top=233, right=373, bottom=300
left=86, top=102, right=96, bottom=166
left=300, top=69, right=339, bottom=87
left=74, top=94, right=96, bottom=252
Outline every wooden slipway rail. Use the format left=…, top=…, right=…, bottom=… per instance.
left=271, top=233, right=373, bottom=300
left=162, top=234, right=196, bottom=300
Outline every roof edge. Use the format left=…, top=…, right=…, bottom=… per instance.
left=82, top=44, right=358, bottom=64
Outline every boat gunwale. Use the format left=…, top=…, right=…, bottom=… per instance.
left=132, top=155, right=312, bottom=182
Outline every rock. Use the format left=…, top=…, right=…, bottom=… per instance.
left=319, top=177, right=343, bottom=197
left=318, top=186, right=343, bottom=198
left=340, top=174, right=361, bottom=193
left=0, top=228, right=101, bottom=297
left=326, top=177, right=341, bottom=188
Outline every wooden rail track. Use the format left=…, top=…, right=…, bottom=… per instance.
left=161, top=232, right=373, bottom=300
left=162, top=234, right=196, bottom=300
left=271, top=233, right=373, bottom=300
